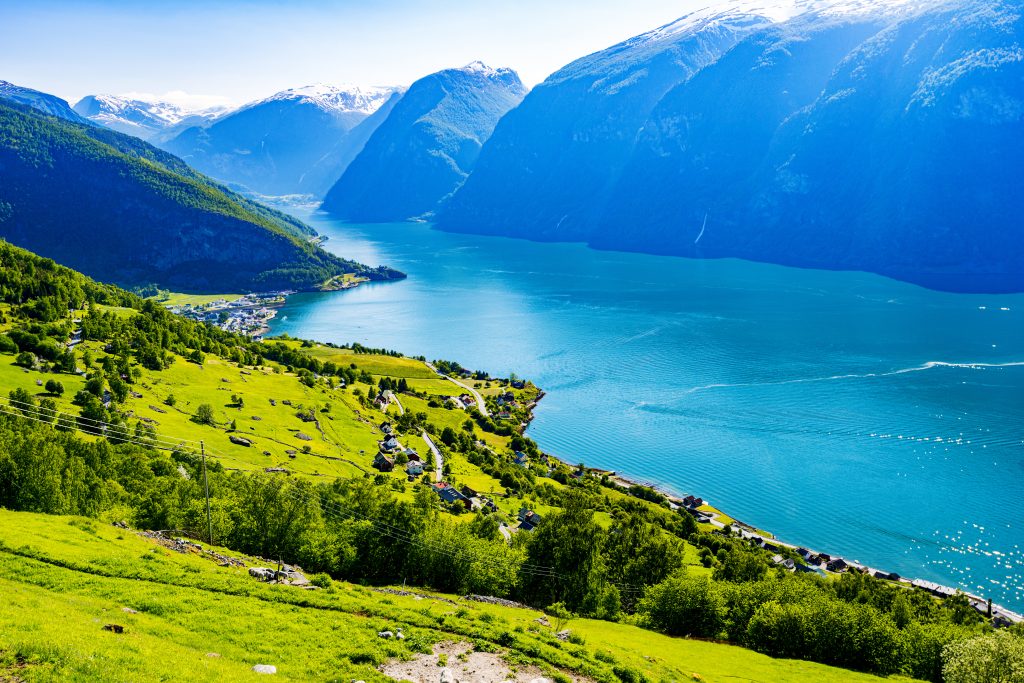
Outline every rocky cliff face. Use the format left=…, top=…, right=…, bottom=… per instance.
left=320, top=63, right=527, bottom=222
left=438, top=0, right=1024, bottom=292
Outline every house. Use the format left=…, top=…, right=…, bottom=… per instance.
left=405, top=460, right=424, bottom=476
left=379, top=421, right=394, bottom=435
left=682, top=495, right=704, bottom=509
left=518, top=510, right=542, bottom=532
left=826, top=558, right=849, bottom=572
left=404, top=447, right=420, bottom=461
left=771, top=555, right=797, bottom=572
left=511, top=379, right=526, bottom=389
left=373, top=453, right=395, bottom=472
left=433, top=483, right=471, bottom=509
left=513, top=451, right=529, bottom=467
left=379, top=435, right=400, bottom=453
left=870, top=569, right=901, bottom=582
left=496, top=392, right=515, bottom=405
left=374, top=394, right=389, bottom=409
left=459, top=394, right=476, bottom=407
left=496, top=411, right=512, bottom=421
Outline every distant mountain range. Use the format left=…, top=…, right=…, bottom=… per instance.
left=438, top=0, right=1024, bottom=293
left=72, top=94, right=229, bottom=144
left=159, top=84, right=403, bottom=198
left=0, top=99, right=402, bottom=292
left=320, top=62, right=527, bottom=222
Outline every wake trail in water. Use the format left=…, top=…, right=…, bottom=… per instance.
left=679, top=361, right=1024, bottom=397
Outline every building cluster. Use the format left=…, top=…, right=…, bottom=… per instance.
left=166, top=292, right=290, bottom=338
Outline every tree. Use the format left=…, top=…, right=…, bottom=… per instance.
left=943, top=631, right=1024, bottom=683
left=14, top=351, right=35, bottom=368
left=639, top=573, right=726, bottom=638
left=194, top=403, right=215, bottom=426
left=519, top=491, right=610, bottom=614
left=44, top=379, right=64, bottom=396
left=165, top=393, right=177, bottom=407
left=440, top=426, right=458, bottom=447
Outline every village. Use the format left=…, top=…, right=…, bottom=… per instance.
left=164, top=292, right=291, bottom=338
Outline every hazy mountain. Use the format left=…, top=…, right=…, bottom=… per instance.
left=73, top=93, right=229, bottom=141
left=321, top=62, right=527, bottom=222
left=438, top=0, right=1024, bottom=293
left=160, top=84, right=401, bottom=198
left=0, top=100, right=402, bottom=292
left=0, top=80, right=89, bottom=124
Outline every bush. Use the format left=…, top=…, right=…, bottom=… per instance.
left=942, top=631, right=1024, bottom=683
left=639, top=574, right=725, bottom=638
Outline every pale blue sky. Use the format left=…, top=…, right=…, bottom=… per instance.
left=0, top=0, right=704, bottom=106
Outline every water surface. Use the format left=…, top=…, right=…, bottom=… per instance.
left=270, top=215, right=1024, bottom=610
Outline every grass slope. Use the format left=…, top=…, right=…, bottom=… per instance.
left=0, top=510, right=919, bottom=683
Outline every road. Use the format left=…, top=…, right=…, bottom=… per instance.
left=421, top=429, right=443, bottom=482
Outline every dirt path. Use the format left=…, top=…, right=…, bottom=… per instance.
left=379, top=641, right=588, bottom=683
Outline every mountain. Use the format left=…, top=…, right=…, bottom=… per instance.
left=72, top=93, right=229, bottom=142
left=320, top=62, right=527, bottom=222
left=438, top=7, right=778, bottom=241
left=160, top=84, right=401, bottom=198
left=0, top=79, right=89, bottom=124
left=438, top=0, right=1024, bottom=293
left=0, top=99, right=402, bottom=292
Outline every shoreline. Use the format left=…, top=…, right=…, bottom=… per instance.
left=519, top=386, right=1024, bottom=627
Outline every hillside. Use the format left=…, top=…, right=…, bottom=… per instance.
left=0, top=79, right=90, bottom=123
left=0, top=511, right=922, bottom=683
left=0, top=100, right=402, bottom=292
left=160, top=84, right=402, bottom=198
left=321, top=63, right=527, bottom=222
left=437, top=0, right=1024, bottom=293
left=0, top=240, right=1009, bottom=682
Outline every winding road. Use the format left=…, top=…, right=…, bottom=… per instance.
left=421, top=429, right=443, bottom=482
left=425, top=362, right=489, bottom=417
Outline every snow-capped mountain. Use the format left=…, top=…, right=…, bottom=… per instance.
left=160, top=84, right=402, bottom=198
left=0, top=80, right=89, bottom=124
left=320, top=63, right=526, bottom=222
left=439, top=0, right=1024, bottom=293
left=258, top=84, right=398, bottom=116
left=73, top=93, right=230, bottom=141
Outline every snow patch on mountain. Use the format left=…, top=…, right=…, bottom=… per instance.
left=257, top=84, right=400, bottom=115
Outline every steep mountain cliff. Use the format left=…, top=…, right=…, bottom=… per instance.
left=438, top=0, right=1024, bottom=292
left=321, top=62, right=527, bottom=222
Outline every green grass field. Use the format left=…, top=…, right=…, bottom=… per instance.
left=152, top=292, right=245, bottom=307
left=0, top=510, right=922, bottom=683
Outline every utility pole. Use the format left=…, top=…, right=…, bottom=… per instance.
left=201, top=441, right=213, bottom=545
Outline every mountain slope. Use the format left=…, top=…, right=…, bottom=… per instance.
left=0, top=79, right=89, bottom=123
left=160, top=84, right=400, bottom=198
left=321, top=62, right=527, bottom=222
left=0, top=100, right=401, bottom=292
left=73, top=93, right=229, bottom=141
left=437, top=8, right=777, bottom=241
left=438, top=0, right=1024, bottom=293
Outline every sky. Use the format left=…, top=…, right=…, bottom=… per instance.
left=0, top=0, right=705, bottom=108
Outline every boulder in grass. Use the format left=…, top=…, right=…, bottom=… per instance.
left=229, top=435, right=253, bottom=447
left=252, top=664, right=277, bottom=674
left=295, top=432, right=312, bottom=441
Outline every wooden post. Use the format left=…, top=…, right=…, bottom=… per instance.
left=201, top=441, right=213, bottom=545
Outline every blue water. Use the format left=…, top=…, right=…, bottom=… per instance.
left=270, top=214, right=1024, bottom=610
